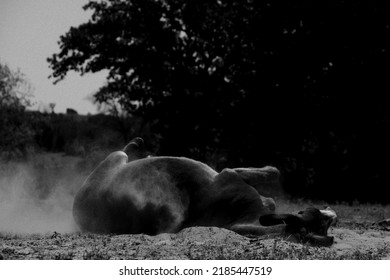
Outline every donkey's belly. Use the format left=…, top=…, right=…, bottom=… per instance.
left=106, top=169, right=190, bottom=234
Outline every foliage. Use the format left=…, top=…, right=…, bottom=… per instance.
left=0, top=63, right=32, bottom=108
left=0, top=63, right=35, bottom=159
left=31, top=112, right=130, bottom=156
left=48, top=1, right=390, bottom=202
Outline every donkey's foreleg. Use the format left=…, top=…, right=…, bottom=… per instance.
left=229, top=223, right=286, bottom=237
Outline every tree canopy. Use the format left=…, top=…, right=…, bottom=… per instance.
left=48, top=0, right=390, bottom=202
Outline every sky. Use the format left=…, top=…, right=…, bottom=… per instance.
left=0, top=0, right=108, bottom=114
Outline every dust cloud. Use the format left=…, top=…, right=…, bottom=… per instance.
left=0, top=154, right=87, bottom=234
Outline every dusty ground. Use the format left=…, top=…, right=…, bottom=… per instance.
left=1, top=223, right=389, bottom=260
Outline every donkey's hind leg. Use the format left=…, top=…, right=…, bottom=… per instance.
left=123, top=137, right=148, bottom=162
left=233, top=166, right=280, bottom=186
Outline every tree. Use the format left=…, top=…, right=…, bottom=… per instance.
left=0, top=62, right=35, bottom=158
left=0, top=63, right=32, bottom=108
left=49, top=103, right=56, bottom=114
left=48, top=0, right=250, bottom=155
left=48, top=0, right=390, bottom=202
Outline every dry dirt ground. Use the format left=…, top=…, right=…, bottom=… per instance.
left=1, top=224, right=390, bottom=260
